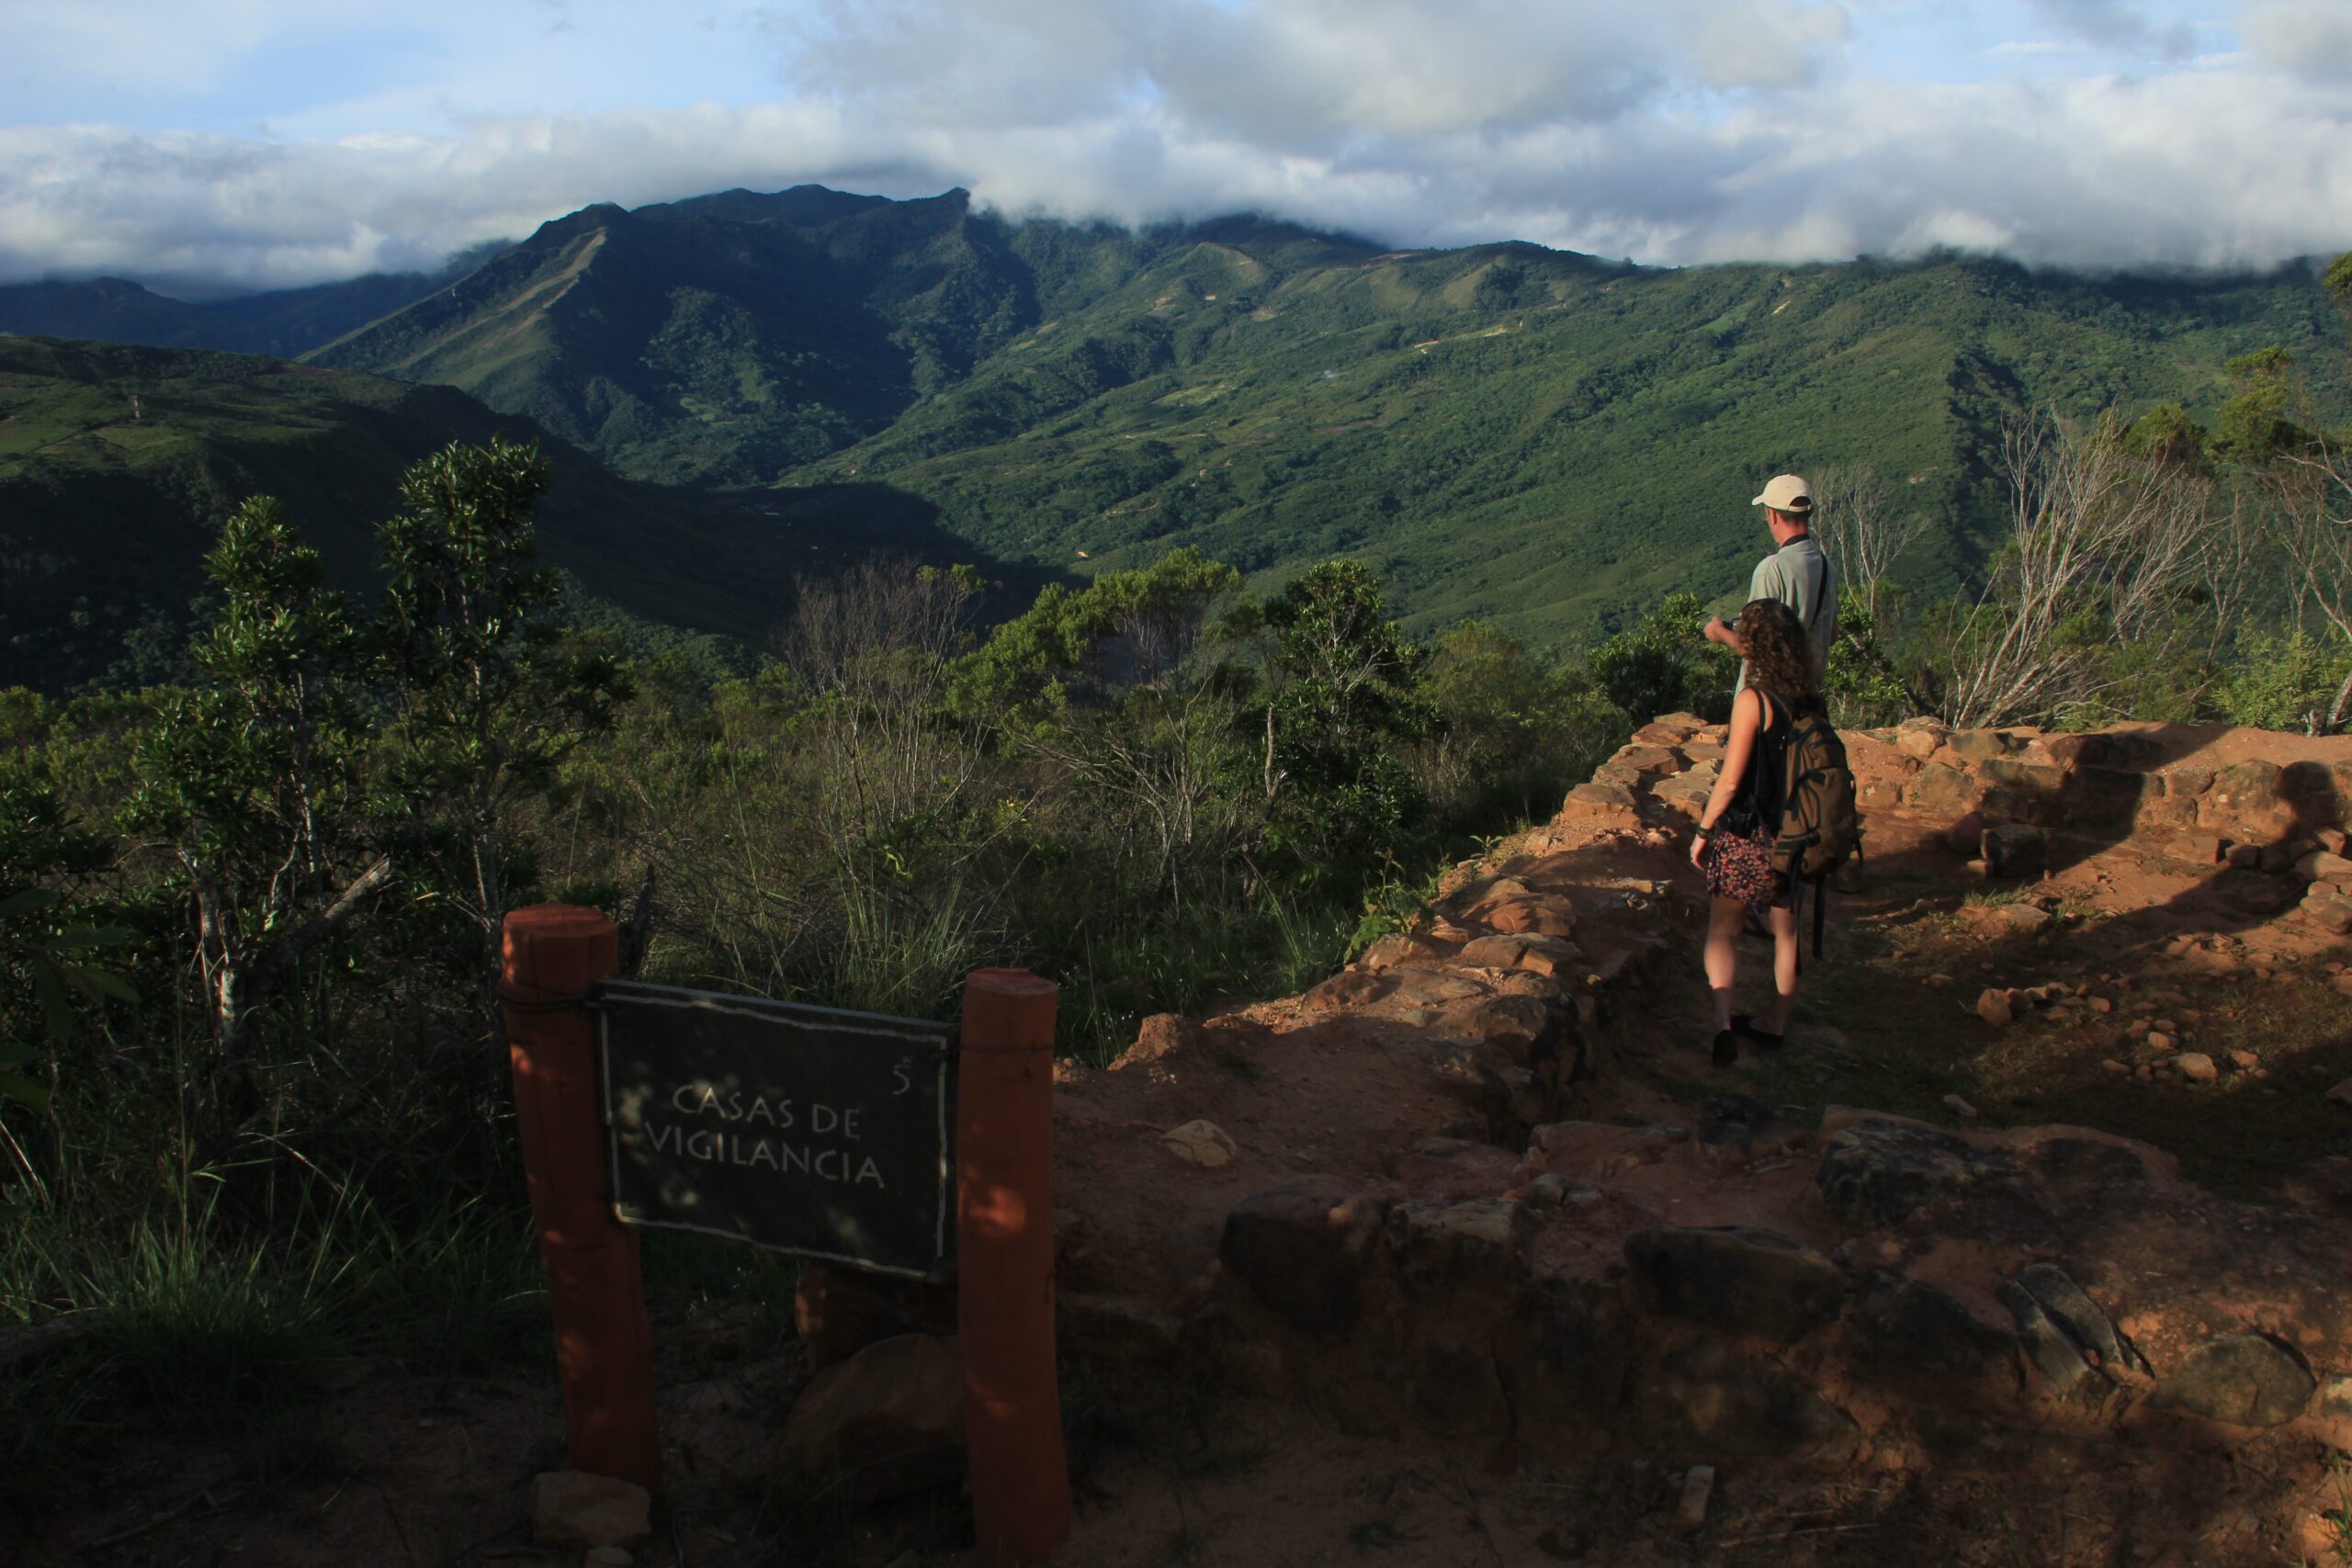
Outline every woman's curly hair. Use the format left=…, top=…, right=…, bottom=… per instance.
left=1737, top=597, right=1819, bottom=699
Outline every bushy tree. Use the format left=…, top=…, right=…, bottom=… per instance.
left=374, top=437, right=627, bottom=1002
left=1258, top=561, right=1436, bottom=883
left=131, top=498, right=382, bottom=1134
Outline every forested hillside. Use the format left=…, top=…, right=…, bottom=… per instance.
left=13, top=186, right=2347, bottom=658
left=0, top=336, right=1017, bottom=691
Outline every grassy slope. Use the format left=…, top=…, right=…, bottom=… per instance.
left=787, top=243, right=2352, bottom=652
left=0, top=336, right=1040, bottom=692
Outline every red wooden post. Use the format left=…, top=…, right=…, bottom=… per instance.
left=957, top=968, right=1070, bottom=1566
left=501, top=903, right=660, bottom=1492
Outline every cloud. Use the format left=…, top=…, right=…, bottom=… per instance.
left=2022, top=0, right=2195, bottom=60
left=0, top=0, right=2346, bottom=294
left=2241, top=0, right=2352, bottom=81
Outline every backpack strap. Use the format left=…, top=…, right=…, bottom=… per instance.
left=1812, top=877, right=1828, bottom=959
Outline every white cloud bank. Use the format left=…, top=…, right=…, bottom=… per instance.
left=1, top=0, right=2347, bottom=294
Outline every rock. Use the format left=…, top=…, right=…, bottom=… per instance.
left=2100, top=1059, right=2128, bottom=1074
left=1630, top=1339, right=1860, bottom=1467
left=2303, top=893, right=2352, bottom=935
left=2010, top=1263, right=2146, bottom=1377
left=586, top=1551, right=633, bottom=1568
left=775, top=1334, right=964, bottom=1503
left=1943, top=1094, right=1979, bottom=1119
left=1941, top=809, right=1989, bottom=855
left=1406, top=1327, right=1514, bottom=1436
left=1675, top=1465, right=1715, bottom=1532
left=1386, top=1199, right=1536, bottom=1294
left=2225, top=841, right=2262, bottom=869
left=1162, top=1120, right=1238, bottom=1166
left=1905, top=765, right=1979, bottom=816
left=1503, top=1276, right=1635, bottom=1426
left=2297, top=851, right=2352, bottom=884
left=532, top=1472, right=653, bottom=1550
left=795, top=1263, right=954, bottom=1367
left=1999, top=904, right=2053, bottom=932
left=1526, top=1120, right=1687, bottom=1179
left=1947, top=729, right=2017, bottom=761
left=2145, top=1032, right=2175, bottom=1053
left=1358, top=933, right=1433, bottom=972
left=1693, top=1092, right=1808, bottom=1172
left=1304, top=970, right=1394, bottom=1010
left=1996, top=1280, right=2096, bottom=1395
left=1623, top=1225, right=1845, bottom=1344
left=2185, top=833, right=2227, bottom=864
left=2314, top=1375, right=2352, bottom=1452
left=2154, top=1334, right=2316, bottom=1428
left=1219, top=1184, right=1390, bottom=1331
left=1458, top=932, right=1586, bottom=977
left=1897, top=726, right=1947, bottom=760
left=1814, top=1119, right=2037, bottom=1232
left=1981, top=822, right=2048, bottom=877
left=1479, top=898, right=1579, bottom=939
left=2210, top=760, right=2284, bottom=817
left=2327, top=1078, right=2352, bottom=1111
left=2173, top=1053, right=2218, bottom=1084
left=1975, top=988, right=2015, bottom=1027
left=1848, top=1273, right=2019, bottom=1392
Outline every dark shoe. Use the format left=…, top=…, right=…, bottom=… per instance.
left=1712, top=1029, right=1740, bottom=1066
left=1732, top=1014, right=1785, bottom=1051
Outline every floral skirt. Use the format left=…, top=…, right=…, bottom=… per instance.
left=1703, top=825, right=1789, bottom=912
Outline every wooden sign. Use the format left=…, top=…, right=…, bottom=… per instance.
left=591, top=979, right=955, bottom=1279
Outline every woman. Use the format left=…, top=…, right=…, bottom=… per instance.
left=1689, top=598, right=1820, bottom=1066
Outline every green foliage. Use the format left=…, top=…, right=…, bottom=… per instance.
left=2211, top=345, right=2312, bottom=463
left=1588, top=591, right=1733, bottom=725
left=2213, top=629, right=2352, bottom=734
left=377, top=435, right=628, bottom=953
left=2120, top=401, right=2211, bottom=474
left=1261, top=561, right=1437, bottom=883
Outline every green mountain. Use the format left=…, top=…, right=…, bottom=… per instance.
left=0, top=270, right=458, bottom=361
left=12, top=187, right=2349, bottom=663
left=0, top=336, right=1028, bottom=692
left=775, top=239, right=2352, bottom=649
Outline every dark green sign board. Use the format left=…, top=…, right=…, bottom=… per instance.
left=592, top=980, right=956, bottom=1279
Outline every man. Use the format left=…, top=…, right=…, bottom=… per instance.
left=1703, top=473, right=1838, bottom=693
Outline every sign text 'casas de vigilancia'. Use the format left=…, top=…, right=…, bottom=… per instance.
left=592, top=980, right=954, bottom=1278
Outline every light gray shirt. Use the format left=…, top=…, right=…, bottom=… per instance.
left=1732, top=535, right=1838, bottom=694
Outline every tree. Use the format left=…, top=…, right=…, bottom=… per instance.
left=1919, top=414, right=2229, bottom=729
left=1812, top=464, right=1937, bottom=723
left=374, top=437, right=626, bottom=1016
left=952, top=548, right=1250, bottom=904
left=132, top=497, right=384, bottom=1132
left=1258, top=561, right=1436, bottom=882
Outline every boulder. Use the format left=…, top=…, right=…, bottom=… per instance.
left=532, top=1472, right=652, bottom=1551
left=2173, top=1052, right=2219, bottom=1084
left=1386, top=1199, right=1537, bottom=1294
left=2302, top=893, right=2352, bottom=936
left=1946, top=729, right=2017, bottom=761
left=1304, top=970, right=1394, bottom=1010
left=1630, top=1340, right=1861, bottom=1467
left=1623, top=1225, right=1846, bottom=1344
left=2153, top=1334, right=2316, bottom=1428
left=775, top=1333, right=964, bottom=1503
left=1981, top=822, right=2048, bottom=878
left=2208, top=760, right=2285, bottom=818
left=1847, top=1273, right=2019, bottom=1393
left=2006, top=1262, right=2145, bottom=1378
left=1814, top=1119, right=2041, bottom=1233
left=2296, top=851, right=2352, bottom=884
left=1692, top=1092, right=1809, bottom=1172
left=1219, top=1184, right=1390, bottom=1332
left=1941, top=809, right=1989, bottom=856
left=1975, top=988, right=2014, bottom=1027
left=1905, top=765, right=1979, bottom=816
left=1162, top=1120, right=1238, bottom=1167
left=795, top=1263, right=953, bottom=1367
left=1405, top=1328, right=1513, bottom=1436
left=1503, top=1277, right=1634, bottom=1427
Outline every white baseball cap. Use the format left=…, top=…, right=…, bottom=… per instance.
left=1751, top=474, right=1815, bottom=513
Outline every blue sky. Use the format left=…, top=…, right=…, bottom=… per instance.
left=2, top=0, right=2347, bottom=293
